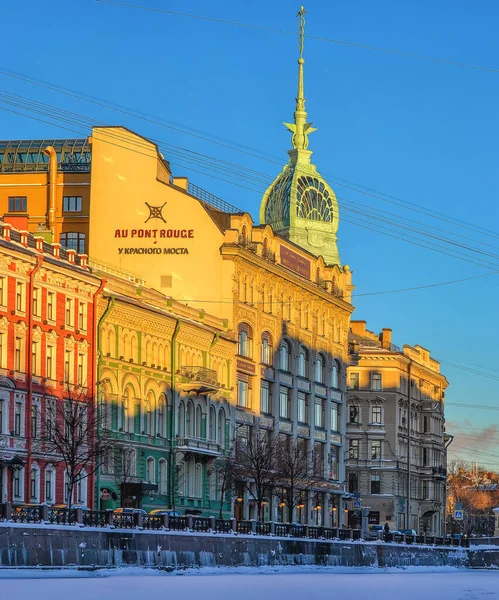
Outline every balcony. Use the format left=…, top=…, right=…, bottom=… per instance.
left=179, top=366, right=220, bottom=395
left=175, top=436, right=221, bottom=456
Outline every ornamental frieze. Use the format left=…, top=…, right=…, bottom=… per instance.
left=14, top=321, right=28, bottom=337
left=0, top=317, right=9, bottom=334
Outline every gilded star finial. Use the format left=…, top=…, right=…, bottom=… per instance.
left=283, top=6, right=317, bottom=154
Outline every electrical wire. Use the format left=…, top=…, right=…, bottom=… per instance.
left=2, top=66, right=499, bottom=246
left=95, top=0, right=499, bottom=75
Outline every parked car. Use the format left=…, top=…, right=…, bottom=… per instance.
left=53, top=504, right=91, bottom=511
left=149, top=509, right=182, bottom=517
left=366, top=524, right=384, bottom=539
left=113, top=508, right=147, bottom=515
left=392, top=529, right=417, bottom=537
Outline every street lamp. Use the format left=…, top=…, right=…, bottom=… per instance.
left=297, top=502, right=305, bottom=524
left=279, top=501, right=286, bottom=523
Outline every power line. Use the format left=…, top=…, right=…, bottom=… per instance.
left=2, top=66, right=499, bottom=247
left=95, top=0, right=499, bottom=75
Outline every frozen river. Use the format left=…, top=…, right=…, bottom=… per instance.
left=1, top=568, right=499, bottom=600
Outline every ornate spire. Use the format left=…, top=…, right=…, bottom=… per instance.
left=283, top=6, right=317, bottom=156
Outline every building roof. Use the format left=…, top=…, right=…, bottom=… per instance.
left=0, top=138, right=92, bottom=173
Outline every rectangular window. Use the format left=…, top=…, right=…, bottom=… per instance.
left=371, top=405, right=382, bottom=424
left=77, top=354, right=85, bottom=385
left=371, top=440, right=381, bottom=460
left=31, top=341, right=39, bottom=375
left=16, top=281, right=24, bottom=312
left=423, top=415, right=429, bottom=433
left=237, top=379, right=251, bottom=408
left=371, top=474, right=381, bottom=494
left=314, top=442, right=324, bottom=475
left=330, top=403, right=338, bottom=431
left=349, top=405, right=360, bottom=424
left=349, top=372, right=360, bottom=390
left=349, top=438, right=359, bottom=459
left=45, top=471, right=53, bottom=501
left=63, top=196, right=82, bottom=212
left=422, top=447, right=428, bottom=466
left=314, top=399, right=324, bottom=428
left=8, top=196, right=27, bottom=212
left=14, top=337, right=22, bottom=372
left=329, top=445, right=339, bottom=480
left=372, top=373, right=382, bottom=391
left=65, top=298, right=74, bottom=327
left=279, top=387, right=290, bottom=419
left=78, top=302, right=86, bottom=331
left=14, top=402, right=22, bottom=436
left=0, top=276, right=6, bottom=306
left=64, top=350, right=72, bottom=382
left=260, top=381, right=271, bottom=414
left=47, top=292, right=55, bottom=321
left=46, top=402, right=54, bottom=439
left=348, top=472, right=358, bottom=494
left=13, top=472, right=20, bottom=499
left=60, top=232, right=86, bottom=253
left=422, top=480, right=429, bottom=500
left=46, top=345, right=54, bottom=379
left=298, top=392, right=308, bottom=424
left=31, top=406, right=38, bottom=438
left=33, top=288, right=40, bottom=317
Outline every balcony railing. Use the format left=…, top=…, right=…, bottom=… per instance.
left=179, top=366, right=220, bottom=394
left=235, top=235, right=258, bottom=253
left=176, top=436, right=221, bottom=455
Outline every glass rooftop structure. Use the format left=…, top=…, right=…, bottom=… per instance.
left=0, top=139, right=91, bottom=173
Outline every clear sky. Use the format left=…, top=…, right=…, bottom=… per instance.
left=2, top=0, right=499, bottom=468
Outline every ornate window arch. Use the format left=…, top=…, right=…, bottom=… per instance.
left=296, top=176, right=334, bottom=222
left=237, top=323, right=253, bottom=359
left=315, top=353, right=325, bottom=384
left=298, top=346, right=309, bottom=378
left=279, top=340, right=291, bottom=372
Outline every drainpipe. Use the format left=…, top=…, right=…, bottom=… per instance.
left=169, top=320, right=181, bottom=510
left=24, top=254, right=44, bottom=501
left=94, top=289, right=113, bottom=511
left=43, top=146, right=57, bottom=237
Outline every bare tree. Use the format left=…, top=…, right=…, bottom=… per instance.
left=43, top=385, right=110, bottom=509
left=211, top=455, right=236, bottom=519
left=232, top=427, right=278, bottom=521
left=274, top=436, right=315, bottom=522
left=112, top=442, right=140, bottom=508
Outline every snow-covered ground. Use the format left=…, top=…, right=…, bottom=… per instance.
left=1, top=567, right=499, bottom=600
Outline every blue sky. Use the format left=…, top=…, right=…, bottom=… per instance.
left=2, top=0, right=499, bottom=467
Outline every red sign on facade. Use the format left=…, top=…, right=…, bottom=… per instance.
left=280, top=246, right=311, bottom=278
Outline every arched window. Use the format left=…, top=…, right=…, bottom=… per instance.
left=218, top=409, right=226, bottom=449
left=195, top=464, right=202, bottom=498
left=152, top=342, right=158, bottom=366
left=195, top=405, right=202, bottom=439
left=30, top=465, right=40, bottom=503
left=237, top=323, right=253, bottom=359
left=298, top=346, right=309, bottom=378
left=145, top=392, right=154, bottom=436
left=158, top=459, right=167, bottom=494
left=131, top=336, right=138, bottom=362
left=209, top=405, right=216, bottom=441
left=124, top=448, right=136, bottom=477
left=146, top=457, right=155, bottom=483
left=44, top=466, right=56, bottom=504
left=178, top=401, right=185, bottom=436
left=261, top=331, right=273, bottom=365
left=186, top=401, right=194, bottom=437
left=76, top=469, right=87, bottom=504
left=145, top=340, right=151, bottom=364
left=331, top=360, right=340, bottom=389
left=158, top=344, right=164, bottom=368
left=158, top=394, right=167, bottom=437
left=315, top=354, right=325, bottom=384
left=279, top=340, right=290, bottom=372
left=123, top=386, right=135, bottom=433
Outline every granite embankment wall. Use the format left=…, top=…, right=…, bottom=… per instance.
left=0, top=525, right=479, bottom=569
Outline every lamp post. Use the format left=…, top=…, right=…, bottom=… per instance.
left=332, top=506, right=337, bottom=527
left=344, top=507, right=349, bottom=528
left=297, top=502, right=305, bottom=524
left=279, top=501, right=286, bottom=523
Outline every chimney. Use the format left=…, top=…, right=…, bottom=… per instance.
left=52, top=243, right=61, bottom=259
left=173, top=176, right=188, bottom=191
left=34, top=236, right=44, bottom=253
left=19, top=230, right=29, bottom=248
left=350, top=320, right=367, bottom=337
left=380, top=328, right=392, bottom=349
left=78, top=253, right=88, bottom=269
left=2, top=223, right=12, bottom=241
left=67, top=249, right=76, bottom=264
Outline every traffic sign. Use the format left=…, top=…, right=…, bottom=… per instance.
left=353, top=500, right=362, bottom=509
left=454, top=510, right=464, bottom=520
left=100, top=488, right=111, bottom=501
